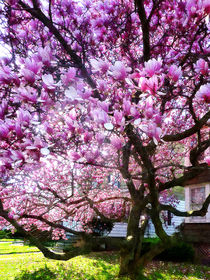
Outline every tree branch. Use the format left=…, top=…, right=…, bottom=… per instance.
left=18, top=0, right=101, bottom=100
left=159, top=164, right=209, bottom=192
left=163, top=111, right=210, bottom=142
left=20, top=214, right=86, bottom=236
left=1, top=210, right=88, bottom=260
left=85, top=196, right=127, bottom=223
left=119, top=142, right=138, bottom=199
left=134, top=0, right=150, bottom=61
left=190, top=139, right=210, bottom=166
left=160, top=194, right=210, bottom=217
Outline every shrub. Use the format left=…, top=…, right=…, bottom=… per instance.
left=156, top=242, right=195, bottom=262
left=0, top=229, right=25, bottom=240
left=141, top=238, right=195, bottom=263
left=0, top=230, right=10, bottom=239
left=83, top=217, right=114, bottom=236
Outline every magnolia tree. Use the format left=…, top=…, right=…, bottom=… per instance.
left=0, top=0, right=210, bottom=278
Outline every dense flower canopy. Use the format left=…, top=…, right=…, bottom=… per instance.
left=0, top=0, right=209, bottom=275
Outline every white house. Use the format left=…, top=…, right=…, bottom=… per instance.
left=107, top=200, right=185, bottom=238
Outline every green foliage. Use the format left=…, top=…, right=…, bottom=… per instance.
left=172, top=186, right=185, bottom=200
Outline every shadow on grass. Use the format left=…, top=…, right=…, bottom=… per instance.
left=14, top=266, right=56, bottom=280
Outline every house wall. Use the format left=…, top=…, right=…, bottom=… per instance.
left=145, top=200, right=185, bottom=238
left=107, top=222, right=127, bottom=238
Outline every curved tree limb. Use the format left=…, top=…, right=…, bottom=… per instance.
left=0, top=202, right=88, bottom=260
left=190, top=139, right=210, bottom=166
left=20, top=214, right=86, bottom=236
left=163, top=111, right=210, bottom=142
left=159, top=164, right=209, bottom=192
left=160, top=194, right=210, bottom=217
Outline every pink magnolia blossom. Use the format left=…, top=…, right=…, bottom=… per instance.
left=0, top=66, right=12, bottom=85
left=91, top=108, right=109, bottom=124
left=42, top=74, right=57, bottom=90
left=15, top=123, right=23, bottom=138
left=110, top=61, right=131, bottom=80
left=123, top=99, right=131, bottom=115
left=146, top=76, right=159, bottom=95
left=18, top=87, right=38, bottom=103
left=110, top=136, right=123, bottom=150
left=43, top=122, right=54, bottom=135
left=205, top=156, right=210, bottom=166
left=154, top=114, right=162, bottom=125
left=145, top=98, right=154, bottom=119
left=168, top=65, right=182, bottom=82
left=0, top=0, right=209, bottom=270
left=22, top=68, right=35, bottom=84
left=196, top=84, right=210, bottom=103
left=38, top=46, right=52, bottom=66
left=144, top=58, right=162, bottom=77
left=39, top=90, right=52, bottom=105
left=24, top=58, right=42, bottom=74
left=84, top=151, right=97, bottom=163
left=202, top=0, right=210, bottom=13
left=17, top=109, right=31, bottom=126
left=194, top=59, right=208, bottom=75
left=147, top=123, right=162, bottom=143
left=138, top=77, right=148, bottom=92
left=0, top=66, right=20, bottom=86
left=0, top=123, right=9, bottom=139
left=90, top=59, right=109, bottom=74
left=98, top=101, right=109, bottom=112
left=97, top=80, right=108, bottom=92
left=61, top=68, right=76, bottom=86
left=186, top=0, right=197, bottom=15
left=145, top=106, right=153, bottom=119
left=80, top=89, right=92, bottom=99
left=114, top=111, right=125, bottom=126
left=70, top=151, right=81, bottom=161
left=10, top=150, right=25, bottom=163
left=83, top=132, right=93, bottom=143
left=96, top=133, right=105, bottom=145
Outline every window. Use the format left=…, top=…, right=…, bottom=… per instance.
left=190, top=187, right=205, bottom=210
left=190, top=186, right=206, bottom=220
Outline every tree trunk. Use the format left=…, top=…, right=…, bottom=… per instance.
left=119, top=203, right=144, bottom=278
left=118, top=203, right=168, bottom=279
left=119, top=237, right=166, bottom=279
left=119, top=247, right=144, bottom=279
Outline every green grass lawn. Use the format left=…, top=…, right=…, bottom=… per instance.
left=0, top=241, right=40, bottom=254
left=0, top=250, right=209, bottom=280
left=0, top=239, right=23, bottom=242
